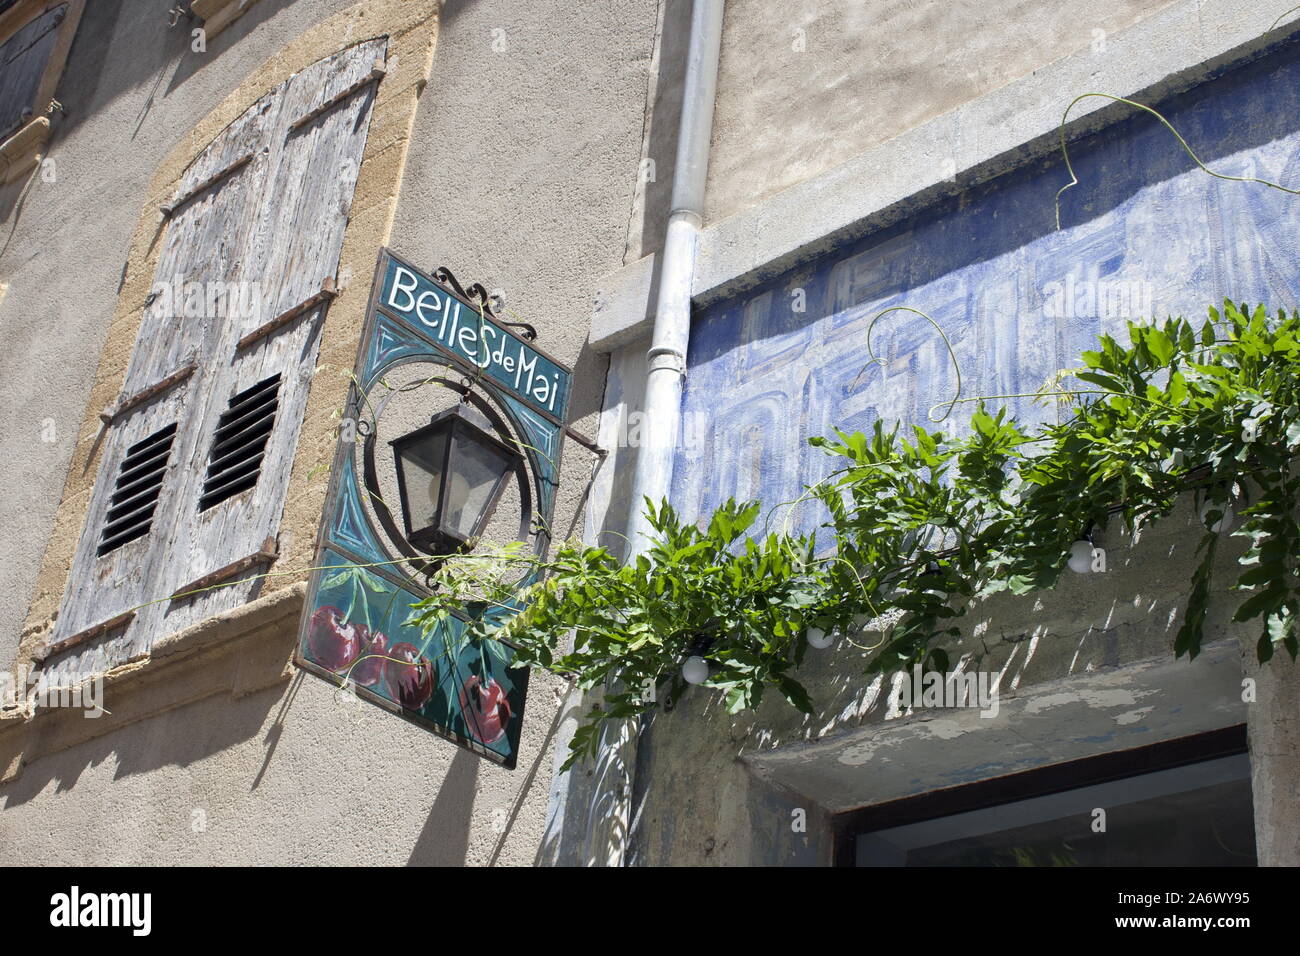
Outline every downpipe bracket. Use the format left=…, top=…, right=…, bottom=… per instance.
left=646, top=347, right=686, bottom=377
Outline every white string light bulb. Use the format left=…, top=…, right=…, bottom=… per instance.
left=1068, top=539, right=1094, bottom=574
left=1201, top=500, right=1233, bottom=534
left=682, top=655, right=709, bottom=685
left=807, top=627, right=835, bottom=649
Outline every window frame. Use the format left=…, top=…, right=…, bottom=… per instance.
left=0, top=0, right=84, bottom=184
left=40, top=38, right=388, bottom=673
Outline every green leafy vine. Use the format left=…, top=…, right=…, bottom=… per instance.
left=414, top=303, right=1300, bottom=768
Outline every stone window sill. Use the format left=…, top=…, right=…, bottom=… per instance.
left=191, top=0, right=261, bottom=40
left=0, top=581, right=305, bottom=783
left=0, top=116, right=49, bottom=185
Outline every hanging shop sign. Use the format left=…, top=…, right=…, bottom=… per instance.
left=293, top=248, right=572, bottom=769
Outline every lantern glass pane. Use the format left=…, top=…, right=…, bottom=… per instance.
left=397, top=429, right=448, bottom=533
left=444, top=431, right=513, bottom=540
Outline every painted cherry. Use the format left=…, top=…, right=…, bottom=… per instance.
left=307, top=605, right=362, bottom=672
left=385, top=642, right=434, bottom=710
left=458, top=675, right=512, bottom=744
left=351, top=629, right=389, bottom=688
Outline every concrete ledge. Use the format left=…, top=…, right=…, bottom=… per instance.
left=589, top=252, right=657, bottom=352
left=151, top=579, right=304, bottom=663
left=587, top=0, right=1300, bottom=351
left=743, top=639, right=1246, bottom=814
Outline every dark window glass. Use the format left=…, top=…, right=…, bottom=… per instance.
left=856, top=754, right=1256, bottom=866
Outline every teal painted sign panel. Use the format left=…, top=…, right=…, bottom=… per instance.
left=294, top=248, right=572, bottom=769
left=376, top=250, right=572, bottom=421
left=301, top=548, right=527, bottom=765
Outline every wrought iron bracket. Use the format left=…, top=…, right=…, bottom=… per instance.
left=432, top=266, right=538, bottom=341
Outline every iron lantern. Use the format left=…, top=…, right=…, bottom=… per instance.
left=389, top=402, right=520, bottom=556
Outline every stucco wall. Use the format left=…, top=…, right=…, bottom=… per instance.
left=0, top=0, right=660, bottom=865
left=0, top=589, right=577, bottom=865
left=701, top=0, right=1181, bottom=228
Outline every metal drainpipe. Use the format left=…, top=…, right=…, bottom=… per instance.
left=567, top=0, right=725, bottom=868
left=625, top=0, right=725, bottom=552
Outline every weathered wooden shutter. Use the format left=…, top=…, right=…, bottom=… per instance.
left=47, top=39, right=385, bottom=676
left=0, top=3, right=66, bottom=141
left=156, top=37, right=387, bottom=636
left=47, top=109, right=265, bottom=679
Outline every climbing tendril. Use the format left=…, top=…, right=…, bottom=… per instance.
left=1053, top=93, right=1300, bottom=231
left=854, top=306, right=964, bottom=423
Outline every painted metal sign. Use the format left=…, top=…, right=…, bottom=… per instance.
left=293, top=249, right=572, bottom=768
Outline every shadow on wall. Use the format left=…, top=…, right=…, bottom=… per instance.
left=165, top=0, right=314, bottom=95
left=0, top=677, right=284, bottom=812
left=407, top=747, right=477, bottom=865
left=624, top=499, right=1254, bottom=864
left=0, top=629, right=559, bottom=866
left=636, top=0, right=692, bottom=262
left=54, top=0, right=303, bottom=141
left=674, top=38, right=1300, bottom=535
left=0, top=648, right=568, bottom=867
left=409, top=688, right=571, bottom=866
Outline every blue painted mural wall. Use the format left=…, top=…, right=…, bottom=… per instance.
left=672, top=43, right=1300, bottom=537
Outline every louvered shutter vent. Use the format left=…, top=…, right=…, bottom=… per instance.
left=199, top=373, right=281, bottom=510
left=97, top=422, right=178, bottom=556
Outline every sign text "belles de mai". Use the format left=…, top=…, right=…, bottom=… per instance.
left=380, top=260, right=569, bottom=417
